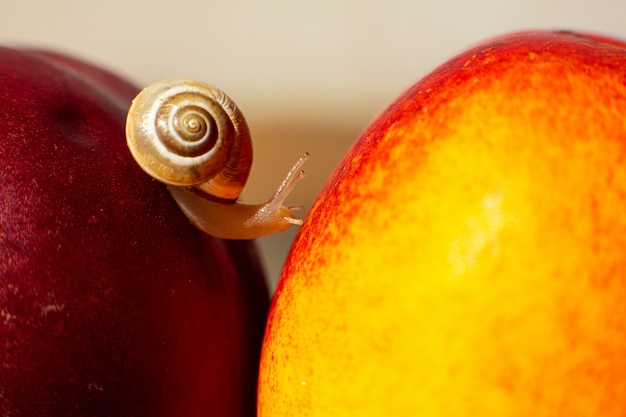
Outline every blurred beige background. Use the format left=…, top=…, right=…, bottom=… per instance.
left=2, top=0, right=625, bottom=290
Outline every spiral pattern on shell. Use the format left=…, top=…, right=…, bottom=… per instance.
left=126, top=79, right=252, bottom=193
left=157, top=98, right=218, bottom=158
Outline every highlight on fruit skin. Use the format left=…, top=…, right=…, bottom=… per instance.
left=126, top=78, right=308, bottom=239
left=257, top=30, right=626, bottom=416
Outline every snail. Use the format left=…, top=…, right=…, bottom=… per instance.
left=126, top=78, right=308, bottom=240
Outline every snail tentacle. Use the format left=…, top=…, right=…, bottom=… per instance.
left=167, top=153, right=309, bottom=239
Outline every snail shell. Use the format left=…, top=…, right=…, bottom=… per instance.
left=125, top=78, right=308, bottom=240
left=126, top=78, right=252, bottom=200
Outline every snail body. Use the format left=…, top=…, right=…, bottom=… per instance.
left=126, top=79, right=306, bottom=239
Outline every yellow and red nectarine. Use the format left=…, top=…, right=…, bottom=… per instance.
left=259, top=31, right=626, bottom=415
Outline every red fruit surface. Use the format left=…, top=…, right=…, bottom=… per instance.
left=0, top=47, right=268, bottom=417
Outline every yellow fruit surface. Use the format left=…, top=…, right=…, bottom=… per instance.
left=259, top=32, right=626, bottom=416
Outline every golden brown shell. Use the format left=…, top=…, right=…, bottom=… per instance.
left=126, top=79, right=252, bottom=200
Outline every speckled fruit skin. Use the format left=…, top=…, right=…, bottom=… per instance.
left=258, top=31, right=626, bottom=416
left=0, top=48, right=268, bottom=417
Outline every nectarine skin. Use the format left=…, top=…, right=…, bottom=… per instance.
left=259, top=31, right=626, bottom=415
left=0, top=48, right=267, bottom=417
